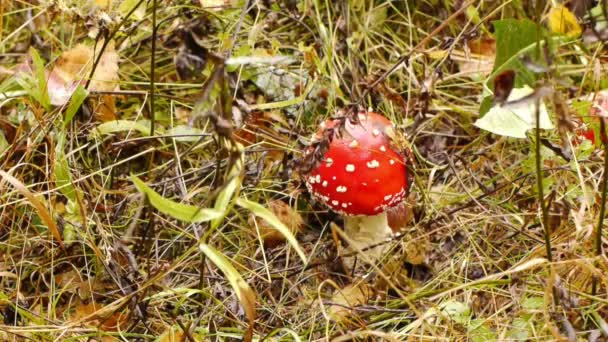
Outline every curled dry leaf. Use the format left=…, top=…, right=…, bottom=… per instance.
left=89, top=94, right=118, bottom=122
left=234, top=111, right=289, bottom=161
left=429, top=36, right=495, bottom=80
left=47, top=41, right=119, bottom=107
left=248, top=199, right=303, bottom=247
left=328, top=282, right=372, bottom=323
left=386, top=195, right=415, bottom=233
left=70, top=302, right=128, bottom=332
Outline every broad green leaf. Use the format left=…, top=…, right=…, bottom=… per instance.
left=166, top=125, right=207, bottom=142
left=589, top=4, right=608, bottom=31
left=131, top=174, right=222, bottom=223
left=55, top=155, right=77, bottom=201
left=199, top=243, right=256, bottom=340
left=118, top=0, right=146, bottom=20
left=93, top=120, right=155, bottom=137
left=249, top=78, right=316, bottom=110
left=210, top=146, right=244, bottom=231
left=55, top=132, right=82, bottom=203
left=474, top=86, right=553, bottom=138
left=521, top=296, right=544, bottom=310
left=505, top=316, right=532, bottom=340
left=236, top=197, right=307, bottom=263
left=29, top=48, right=51, bottom=110
left=480, top=19, right=546, bottom=115
left=64, top=85, right=88, bottom=126
left=210, top=175, right=241, bottom=230
left=469, top=319, right=497, bottom=342
left=440, top=300, right=471, bottom=325
left=492, top=19, right=542, bottom=87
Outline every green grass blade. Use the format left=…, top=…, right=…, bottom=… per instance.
left=64, top=85, right=88, bottom=125
left=29, top=47, right=51, bottom=110
left=131, top=174, right=222, bottom=223
left=236, top=197, right=307, bottom=263
left=199, top=243, right=256, bottom=340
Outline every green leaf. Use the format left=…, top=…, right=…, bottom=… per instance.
left=492, top=19, right=542, bottom=87
left=209, top=149, right=245, bottom=231
left=480, top=19, right=547, bottom=115
left=199, top=243, right=256, bottom=340
left=506, top=316, right=532, bottom=340
left=0, top=130, right=8, bottom=156
left=93, top=120, right=156, bottom=137
left=131, top=174, right=223, bottom=223
left=468, top=319, right=497, bottom=342
left=521, top=296, right=544, bottom=310
left=249, top=78, right=316, bottom=110
left=474, top=86, right=553, bottom=138
left=55, top=155, right=76, bottom=202
left=440, top=300, right=471, bottom=325
left=210, top=176, right=241, bottom=230
left=29, top=48, right=51, bottom=110
left=236, top=197, right=307, bottom=263
left=166, top=125, right=207, bottom=142
left=64, top=85, right=88, bottom=126
left=118, top=0, right=146, bottom=20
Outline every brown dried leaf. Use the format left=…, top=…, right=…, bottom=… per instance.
left=90, top=94, right=118, bottom=122
left=328, top=282, right=372, bottom=323
left=234, top=111, right=289, bottom=162
left=386, top=199, right=415, bottom=233
left=454, top=37, right=495, bottom=80
left=248, top=199, right=303, bottom=247
left=70, top=302, right=128, bottom=332
left=47, top=41, right=119, bottom=106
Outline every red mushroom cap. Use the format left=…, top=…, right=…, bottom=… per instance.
left=305, top=111, right=408, bottom=216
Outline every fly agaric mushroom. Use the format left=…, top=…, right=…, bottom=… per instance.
left=305, top=111, right=408, bottom=264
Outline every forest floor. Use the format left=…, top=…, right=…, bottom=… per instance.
left=1, top=0, right=608, bottom=341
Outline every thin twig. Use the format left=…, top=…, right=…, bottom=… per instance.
left=592, top=117, right=608, bottom=295
left=534, top=98, right=553, bottom=263
left=149, top=0, right=157, bottom=136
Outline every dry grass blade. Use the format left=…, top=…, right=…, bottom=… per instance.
left=0, top=170, right=64, bottom=250
left=199, top=243, right=257, bottom=342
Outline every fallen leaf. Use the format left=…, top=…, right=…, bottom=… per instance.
left=547, top=5, right=582, bottom=38
left=90, top=94, right=117, bottom=122
left=233, top=111, right=288, bottom=161
left=248, top=199, right=303, bottom=247
left=456, top=36, right=496, bottom=80
left=386, top=200, right=414, bottom=233
left=70, top=302, right=128, bottom=332
left=328, top=282, right=372, bottom=323
left=47, top=41, right=119, bottom=106
left=474, top=86, right=553, bottom=138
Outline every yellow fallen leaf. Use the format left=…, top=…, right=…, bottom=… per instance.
left=328, top=282, right=372, bottom=323
left=95, top=0, right=112, bottom=8
left=547, top=5, right=581, bottom=38
left=47, top=41, right=119, bottom=106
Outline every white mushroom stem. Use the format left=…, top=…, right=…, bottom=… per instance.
left=343, top=213, right=393, bottom=265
